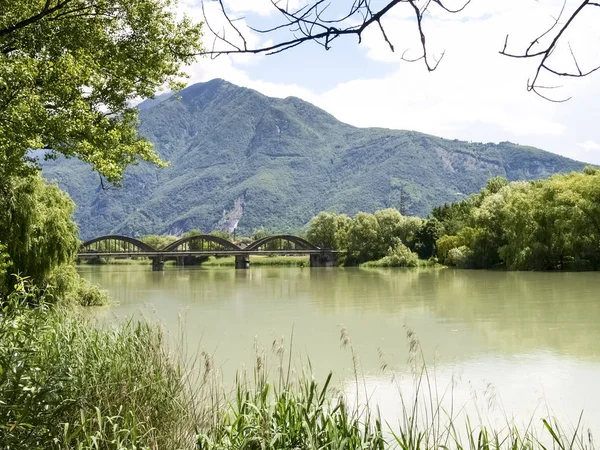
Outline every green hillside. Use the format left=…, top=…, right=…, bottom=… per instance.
left=42, top=79, right=585, bottom=240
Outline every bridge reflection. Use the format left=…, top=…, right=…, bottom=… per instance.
left=79, top=234, right=337, bottom=270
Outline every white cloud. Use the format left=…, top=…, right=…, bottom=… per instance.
left=578, top=140, right=600, bottom=151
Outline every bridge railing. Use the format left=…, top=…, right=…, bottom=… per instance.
left=78, top=234, right=336, bottom=270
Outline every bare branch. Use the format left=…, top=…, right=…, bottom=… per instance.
left=500, top=0, right=598, bottom=101
left=200, top=0, right=466, bottom=69
left=201, top=0, right=599, bottom=100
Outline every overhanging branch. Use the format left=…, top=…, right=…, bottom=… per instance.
left=200, top=0, right=600, bottom=100
left=200, top=0, right=469, bottom=69
left=500, top=0, right=600, bottom=101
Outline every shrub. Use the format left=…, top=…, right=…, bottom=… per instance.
left=362, top=243, right=419, bottom=268
left=46, top=264, right=109, bottom=306
left=446, top=245, right=474, bottom=268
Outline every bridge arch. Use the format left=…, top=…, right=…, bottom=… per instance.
left=81, top=235, right=157, bottom=253
left=245, top=235, right=319, bottom=251
left=162, top=235, right=241, bottom=252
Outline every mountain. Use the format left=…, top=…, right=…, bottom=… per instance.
left=42, top=79, right=586, bottom=240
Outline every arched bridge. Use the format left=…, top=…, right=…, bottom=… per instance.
left=79, top=234, right=336, bottom=270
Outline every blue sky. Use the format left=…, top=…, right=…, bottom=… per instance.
left=178, top=0, right=600, bottom=164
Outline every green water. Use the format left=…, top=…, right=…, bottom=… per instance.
left=80, top=265, right=600, bottom=434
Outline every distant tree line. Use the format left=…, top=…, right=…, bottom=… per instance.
left=85, top=167, right=600, bottom=271
left=305, top=167, right=600, bottom=270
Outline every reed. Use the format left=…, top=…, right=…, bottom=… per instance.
left=197, top=328, right=595, bottom=450
left=0, top=282, right=199, bottom=449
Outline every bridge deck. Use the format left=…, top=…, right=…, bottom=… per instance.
left=78, top=249, right=336, bottom=258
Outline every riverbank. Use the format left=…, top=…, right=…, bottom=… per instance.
left=202, top=255, right=309, bottom=267
left=0, top=293, right=197, bottom=448
left=1, top=292, right=592, bottom=449
left=79, top=255, right=311, bottom=267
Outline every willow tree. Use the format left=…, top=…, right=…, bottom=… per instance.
left=0, top=0, right=203, bottom=183
left=306, top=212, right=351, bottom=249
left=0, top=175, right=79, bottom=294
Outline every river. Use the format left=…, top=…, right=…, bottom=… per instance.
left=80, top=265, right=600, bottom=438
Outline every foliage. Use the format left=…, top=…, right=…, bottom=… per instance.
left=436, top=168, right=600, bottom=270
left=345, top=212, right=381, bottom=264
left=307, top=209, right=430, bottom=266
left=46, top=264, right=109, bottom=306
left=0, top=173, right=80, bottom=294
left=0, top=283, right=197, bottom=449
left=251, top=227, right=271, bottom=241
left=42, top=80, right=585, bottom=239
left=198, top=370, right=385, bottom=450
left=446, top=245, right=474, bottom=268
left=413, top=218, right=442, bottom=259
left=362, top=243, right=420, bottom=268
left=0, top=0, right=203, bottom=182
left=306, top=212, right=351, bottom=249
left=183, top=229, right=203, bottom=238
left=210, top=231, right=232, bottom=241
left=141, top=234, right=179, bottom=250
left=0, top=244, right=10, bottom=291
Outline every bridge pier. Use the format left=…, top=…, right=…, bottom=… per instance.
left=235, top=255, right=250, bottom=269
left=152, top=256, right=164, bottom=271
left=310, top=251, right=337, bottom=268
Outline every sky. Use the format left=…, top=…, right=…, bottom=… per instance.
left=177, top=0, right=600, bottom=164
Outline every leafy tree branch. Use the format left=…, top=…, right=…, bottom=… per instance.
left=0, top=0, right=204, bottom=183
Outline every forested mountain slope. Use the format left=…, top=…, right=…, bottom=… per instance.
left=42, top=79, right=585, bottom=239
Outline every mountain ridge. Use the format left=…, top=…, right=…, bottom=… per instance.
left=42, top=79, right=586, bottom=240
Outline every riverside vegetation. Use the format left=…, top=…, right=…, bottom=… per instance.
left=91, top=167, right=600, bottom=272
left=305, top=167, right=600, bottom=271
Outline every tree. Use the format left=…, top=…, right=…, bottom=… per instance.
left=141, top=234, right=178, bottom=250
left=203, top=0, right=600, bottom=99
left=345, top=212, right=381, bottom=264
left=374, top=208, right=403, bottom=255
left=0, top=244, right=10, bottom=291
left=203, top=0, right=469, bottom=71
left=0, top=0, right=203, bottom=183
left=414, top=218, right=442, bottom=258
left=0, top=174, right=80, bottom=294
left=251, top=227, right=271, bottom=241
left=433, top=168, right=600, bottom=270
left=306, top=212, right=350, bottom=249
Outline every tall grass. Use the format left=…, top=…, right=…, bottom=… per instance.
left=196, top=333, right=385, bottom=450
left=0, top=281, right=198, bottom=449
